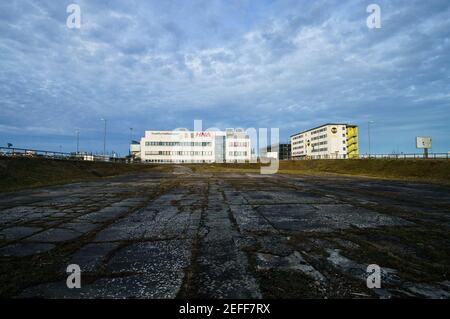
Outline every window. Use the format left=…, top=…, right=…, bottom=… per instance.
left=145, top=141, right=212, bottom=147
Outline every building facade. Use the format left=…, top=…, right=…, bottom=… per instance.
left=291, top=123, right=358, bottom=159
left=138, top=130, right=251, bottom=163
left=260, top=143, right=291, bottom=160
left=277, top=143, right=291, bottom=160
left=225, top=129, right=252, bottom=163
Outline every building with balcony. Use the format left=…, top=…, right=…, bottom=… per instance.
left=291, top=123, right=358, bottom=159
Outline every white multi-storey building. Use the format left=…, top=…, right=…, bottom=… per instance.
left=137, top=129, right=251, bottom=164
left=291, top=123, right=359, bottom=159
left=225, top=129, right=252, bottom=163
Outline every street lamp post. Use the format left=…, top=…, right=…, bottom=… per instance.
left=368, top=121, right=374, bottom=158
left=101, top=118, right=107, bottom=160
left=76, top=129, right=80, bottom=155
left=129, top=127, right=133, bottom=156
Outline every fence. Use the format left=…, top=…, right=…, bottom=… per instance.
left=290, top=153, right=449, bottom=160
left=0, top=147, right=127, bottom=163
left=358, top=153, right=449, bottom=160
left=2, top=146, right=448, bottom=163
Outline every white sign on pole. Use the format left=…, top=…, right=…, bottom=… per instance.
left=416, top=136, right=432, bottom=149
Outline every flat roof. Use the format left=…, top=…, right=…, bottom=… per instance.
left=290, top=123, right=357, bottom=137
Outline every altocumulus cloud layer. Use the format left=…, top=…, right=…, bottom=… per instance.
left=0, top=0, right=449, bottom=155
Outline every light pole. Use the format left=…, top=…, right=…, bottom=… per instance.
left=101, top=118, right=107, bottom=159
left=368, top=121, right=374, bottom=158
left=75, top=129, right=80, bottom=155
left=129, top=127, right=133, bottom=156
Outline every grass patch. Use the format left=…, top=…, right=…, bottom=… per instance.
left=189, top=159, right=450, bottom=184
left=0, top=157, right=168, bottom=193
left=2, top=158, right=449, bottom=192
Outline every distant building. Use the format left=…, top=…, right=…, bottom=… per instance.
left=134, top=129, right=251, bottom=164
left=129, top=140, right=141, bottom=160
left=277, top=143, right=291, bottom=160
left=291, top=123, right=358, bottom=159
left=260, top=143, right=291, bottom=160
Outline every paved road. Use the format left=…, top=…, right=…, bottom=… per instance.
left=0, top=167, right=449, bottom=298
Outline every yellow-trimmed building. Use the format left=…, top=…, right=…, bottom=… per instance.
left=346, top=125, right=359, bottom=159
left=291, top=123, right=359, bottom=159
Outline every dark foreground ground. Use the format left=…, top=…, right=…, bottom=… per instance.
left=0, top=166, right=449, bottom=298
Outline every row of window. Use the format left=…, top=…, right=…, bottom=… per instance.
left=294, top=134, right=348, bottom=146
left=311, top=134, right=327, bottom=141
left=295, top=146, right=347, bottom=154
left=144, top=159, right=254, bottom=163
left=293, top=154, right=349, bottom=159
left=312, top=147, right=328, bottom=153
left=145, top=151, right=213, bottom=156
left=293, top=126, right=347, bottom=140
left=228, top=151, right=248, bottom=156
left=313, top=154, right=347, bottom=159
left=312, top=141, right=328, bottom=147
left=294, top=141, right=328, bottom=150
left=144, top=159, right=214, bottom=163
left=229, top=142, right=249, bottom=147
left=292, top=139, right=304, bottom=146
left=144, top=141, right=250, bottom=148
left=145, top=141, right=212, bottom=147
left=294, top=136, right=348, bottom=149
left=311, top=127, right=327, bottom=135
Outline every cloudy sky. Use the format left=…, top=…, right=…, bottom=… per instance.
left=0, top=0, right=449, bottom=155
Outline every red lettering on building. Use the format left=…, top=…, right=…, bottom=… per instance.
left=195, top=132, right=211, bottom=137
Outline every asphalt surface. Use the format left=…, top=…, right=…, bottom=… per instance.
left=0, top=166, right=449, bottom=298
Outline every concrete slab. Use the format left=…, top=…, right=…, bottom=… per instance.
left=0, top=226, right=42, bottom=241
left=0, top=242, right=55, bottom=257
left=1, top=168, right=449, bottom=299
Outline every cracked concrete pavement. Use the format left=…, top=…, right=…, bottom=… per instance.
left=0, top=166, right=449, bottom=298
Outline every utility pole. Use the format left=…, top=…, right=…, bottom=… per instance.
left=368, top=121, right=374, bottom=158
left=101, top=118, right=107, bottom=160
